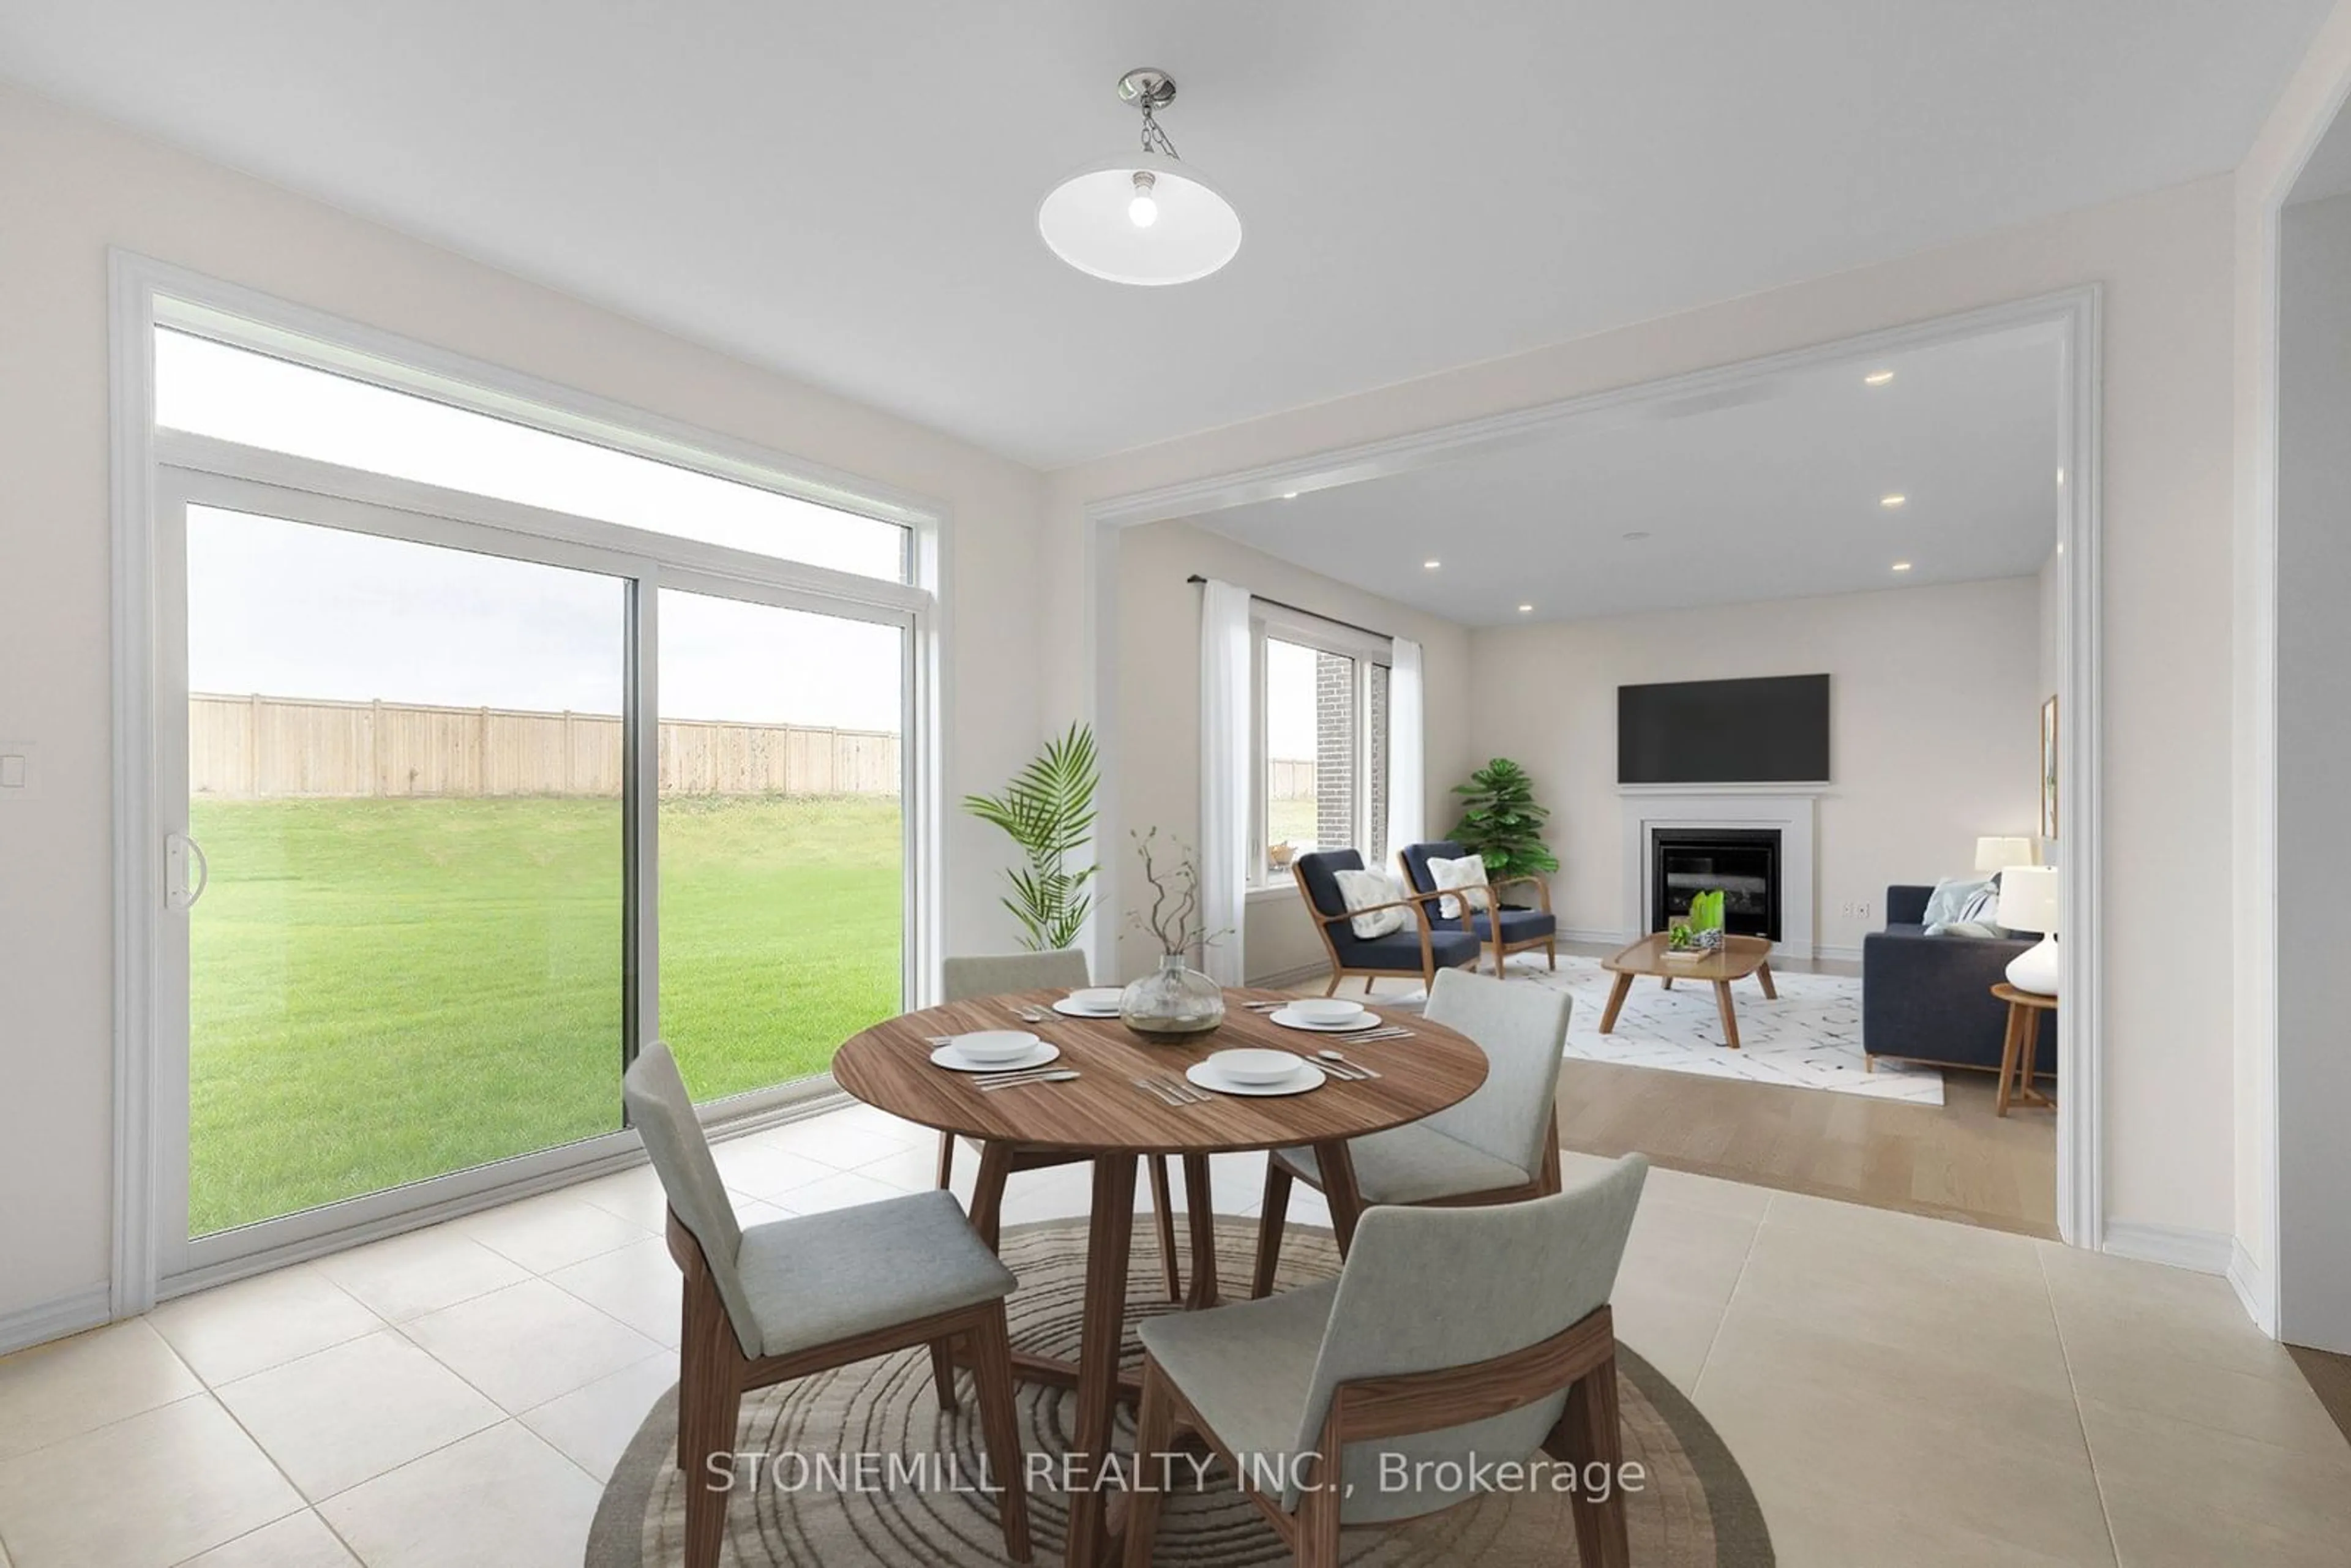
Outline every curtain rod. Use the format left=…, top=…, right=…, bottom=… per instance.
left=1184, top=575, right=1393, bottom=644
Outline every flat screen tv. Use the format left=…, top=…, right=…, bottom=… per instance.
left=1618, top=674, right=1830, bottom=784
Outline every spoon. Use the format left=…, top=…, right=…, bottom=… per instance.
left=1315, top=1049, right=1380, bottom=1080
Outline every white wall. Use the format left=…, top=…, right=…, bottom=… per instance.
left=1111, top=520, right=1472, bottom=985
left=2039, top=550, right=2066, bottom=711
left=1046, top=173, right=2241, bottom=1248
left=2273, top=189, right=2351, bottom=1352
left=1466, top=578, right=2042, bottom=958
left=2230, top=0, right=2351, bottom=1335
left=0, top=84, right=1048, bottom=1331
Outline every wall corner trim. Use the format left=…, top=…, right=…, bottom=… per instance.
left=0, top=1285, right=114, bottom=1358
left=2102, top=1220, right=2235, bottom=1276
left=2227, top=1237, right=2279, bottom=1337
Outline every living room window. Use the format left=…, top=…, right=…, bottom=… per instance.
left=1252, top=607, right=1389, bottom=886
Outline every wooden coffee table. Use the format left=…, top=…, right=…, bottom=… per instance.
left=1599, top=932, right=1777, bottom=1049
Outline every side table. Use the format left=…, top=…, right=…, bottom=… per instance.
left=1989, top=982, right=2057, bottom=1117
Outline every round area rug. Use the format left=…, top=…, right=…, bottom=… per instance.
left=587, top=1217, right=1772, bottom=1567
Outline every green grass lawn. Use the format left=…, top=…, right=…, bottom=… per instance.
left=187, top=794, right=901, bottom=1236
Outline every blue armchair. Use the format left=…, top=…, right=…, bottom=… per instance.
left=1862, top=883, right=2052, bottom=1079
left=1294, top=850, right=1482, bottom=995
left=1399, top=840, right=1559, bottom=975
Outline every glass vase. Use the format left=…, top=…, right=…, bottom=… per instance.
left=1119, top=953, right=1226, bottom=1041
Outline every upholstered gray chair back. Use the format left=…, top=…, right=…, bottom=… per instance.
left=623, top=1040, right=759, bottom=1357
left=941, top=949, right=1090, bottom=1002
left=1420, top=967, right=1571, bottom=1177
left=1292, top=1154, right=1648, bottom=1522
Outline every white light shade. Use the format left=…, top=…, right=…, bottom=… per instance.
left=1997, top=865, right=2058, bottom=935
left=1038, top=152, right=1242, bottom=285
left=1974, top=836, right=2038, bottom=872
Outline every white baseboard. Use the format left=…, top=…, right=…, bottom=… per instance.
left=1813, top=942, right=1863, bottom=964
left=2227, top=1237, right=2278, bottom=1335
left=2102, top=1220, right=2233, bottom=1275
left=0, top=1284, right=113, bottom=1356
left=1556, top=926, right=1632, bottom=947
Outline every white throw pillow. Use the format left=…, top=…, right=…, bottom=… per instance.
left=1429, top=853, right=1491, bottom=920
left=1333, top=868, right=1406, bottom=939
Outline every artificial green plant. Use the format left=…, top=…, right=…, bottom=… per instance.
left=961, top=722, right=1098, bottom=951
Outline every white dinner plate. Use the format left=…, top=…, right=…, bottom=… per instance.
left=1051, top=997, right=1122, bottom=1018
left=1185, top=1059, right=1326, bottom=1097
left=931, top=1040, right=1061, bottom=1073
left=1267, top=1007, right=1380, bottom=1033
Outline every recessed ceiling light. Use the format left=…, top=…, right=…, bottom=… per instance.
left=1891, top=561, right=1913, bottom=572
left=1422, top=559, right=1441, bottom=570
left=2056, top=467, right=2066, bottom=485
left=1864, top=370, right=1895, bottom=386
left=1280, top=491, right=1299, bottom=500
left=1621, top=530, right=1651, bottom=542
left=1880, top=493, right=1907, bottom=509
left=1517, top=603, right=1534, bottom=613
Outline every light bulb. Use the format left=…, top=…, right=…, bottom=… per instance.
left=1128, top=171, right=1158, bottom=228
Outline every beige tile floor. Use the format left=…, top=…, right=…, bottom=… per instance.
left=2, top=1101, right=2346, bottom=1567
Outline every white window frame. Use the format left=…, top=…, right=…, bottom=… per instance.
left=109, top=252, right=949, bottom=1310
left=1248, top=604, right=1391, bottom=891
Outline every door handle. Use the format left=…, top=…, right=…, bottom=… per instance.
left=166, top=832, right=210, bottom=911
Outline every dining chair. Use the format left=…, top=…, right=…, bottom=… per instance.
left=1254, top=967, right=1568, bottom=1293
left=1292, top=850, right=1482, bottom=997
left=936, top=951, right=1185, bottom=1305
left=1398, top=839, right=1558, bottom=975
left=624, top=1041, right=1032, bottom=1568
left=1127, top=1155, right=1649, bottom=1568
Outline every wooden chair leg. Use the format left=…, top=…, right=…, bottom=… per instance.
left=677, top=1300, right=745, bottom=1568
left=1252, top=1159, right=1293, bottom=1298
left=936, top=1130, right=956, bottom=1190
left=1323, top=969, right=1343, bottom=997
left=1148, top=1155, right=1182, bottom=1303
left=1553, top=1354, right=1631, bottom=1568
left=929, top=1335, right=959, bottom=1411
left=1122, top=1360, right=1178, bottom=1568
left=967, top=1307, right=1033, bottom=1563
left=1292, top=1435, right=1344, bottom=1568
left=1547, top=939, right=1558, bottom=970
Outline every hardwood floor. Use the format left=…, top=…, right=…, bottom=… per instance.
left=2287, top=1345, right=2351, bottom=1447
left=1289, top=947, right=2058, bottom=1239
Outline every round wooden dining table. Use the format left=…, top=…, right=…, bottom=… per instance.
left=832, top=986, right=1488, bottom=1568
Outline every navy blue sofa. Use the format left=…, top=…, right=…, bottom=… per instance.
left=1862, top=884, right=2052, bottom=1076
left=1294, top=849, right=1482, bottom=993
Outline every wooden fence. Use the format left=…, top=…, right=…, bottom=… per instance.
left=1269, top=759, right=1316, bottom=801
left=190, top=693, right=900, bottom=799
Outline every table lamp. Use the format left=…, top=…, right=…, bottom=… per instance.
left=1997, top=865, right=2059, bottom=994
left=1974, top=836, right=2039, bottom=872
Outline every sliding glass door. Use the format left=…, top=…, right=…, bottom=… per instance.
left=655, top=587, right=907, bottom=1101
left=175, top=500, right=629, bottom=1237
left=154, top=466, right=921, bottom=1280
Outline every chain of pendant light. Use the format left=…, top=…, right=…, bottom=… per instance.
left=1137, top=99, right=1180, bottom=160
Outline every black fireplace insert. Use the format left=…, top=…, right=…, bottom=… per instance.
left=1649, top=827, right=1782, bottom=941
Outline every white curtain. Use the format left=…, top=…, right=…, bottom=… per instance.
left=1387, top=636, right=1427, bottom=858
left=1198, top=579, right=1253, bottom=985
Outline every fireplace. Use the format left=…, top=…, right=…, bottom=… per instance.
left=1649, top=827, right=1783, bottom=941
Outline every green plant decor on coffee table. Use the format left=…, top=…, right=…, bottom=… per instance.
left=961, top=722, right=1098, bottom=951
left=1447, top=757, right=1559, bottom=880
left=1670, top=889, right=1726, bottom=951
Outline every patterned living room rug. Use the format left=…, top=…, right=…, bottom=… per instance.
left=1378, top=953, right=1941, bottom=1105
left=587, top=1217, right=1774, bottom=1568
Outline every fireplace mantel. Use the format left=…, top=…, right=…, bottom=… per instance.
left=1619, top=791, right=1818, bottom=959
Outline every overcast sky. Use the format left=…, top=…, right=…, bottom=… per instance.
left=188, top=509, right=902, bottom=730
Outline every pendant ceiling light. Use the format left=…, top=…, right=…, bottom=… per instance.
left=1038, top=68, right=1242, bottom=286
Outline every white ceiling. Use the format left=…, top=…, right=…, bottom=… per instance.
left=0, top=2, right=2323, bottom=466
left=1188, top=324, right=2061, bottom=625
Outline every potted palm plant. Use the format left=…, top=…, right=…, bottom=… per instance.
left=961, top=723, right=1098, bottom=951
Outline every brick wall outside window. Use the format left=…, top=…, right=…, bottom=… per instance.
left=1367, top=662, right=1390, bottom=865
left=1314, top=652, right=1355, bottom=853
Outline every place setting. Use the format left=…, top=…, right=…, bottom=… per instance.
left=1250, top=995, right=1417, bottom=1043
left=920, top=1028, right=1079, bottom=1091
